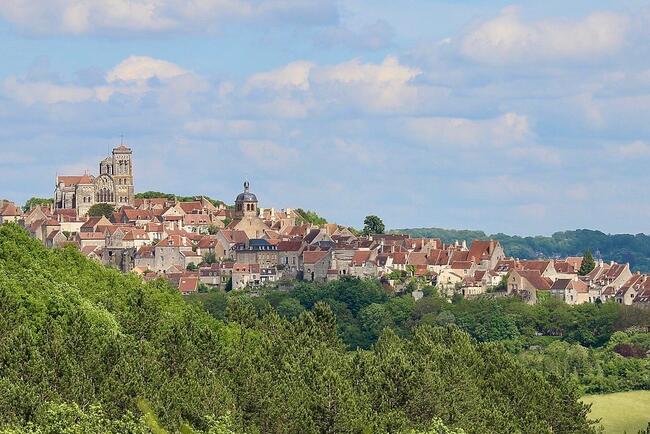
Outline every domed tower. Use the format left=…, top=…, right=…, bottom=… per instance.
left=235, top=181, right=258, bottom=218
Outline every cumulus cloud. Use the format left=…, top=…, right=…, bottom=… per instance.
left=245, top=61, right=314, bottom=92
left=0, top=0, right=338, bottom=34
left=2, top=55, right=204, bottom=106
left=461, top=6, right=628, bottom=64
left=402, top=112, right=530, bottom=148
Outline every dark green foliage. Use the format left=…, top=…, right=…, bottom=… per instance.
left=363, top=215, right=385, bottom=235
left=86, top=203, right=115, bottom=218
left=579, top=250, right=596, bottom=276
left=296, top=208, right=327, bottom=226
left=22, top=197, right=53, bottom=212
left=0, top=224, right=599, bottom=433
left=394, top=227, right=650, bottom=272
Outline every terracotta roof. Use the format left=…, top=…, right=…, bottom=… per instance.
left=179, top=201, right=203, bottom=214
left=408, top=252, right=428, bottom=266
left=78, top=232, right=105, bottom=240
left=156, top=235, right=192, bottom=248
left=351, top=250, right=372, bottom=266
left=391, top=252, right=407, bottom=265
left=451, top=261, right=473, bottom=270
left=184, top=214, right=211, bottom=225
left=136, top=246, right=155, bottom=258
left=178, top=276, right=199, bottom=294
left=123, top=229, right=148, bottom=241
left=303, top=250, right=330, bottom=265
left=516, top=270, right=551, bottom=290
left=521, top=260, right=552, bottom=273
left=467, top=240, right=499, bottom=263
left=277, top=240, right=303, bottom=252
left=57, top=175, right=83, bottom=187
left=0, top=203, right=22, bottom=217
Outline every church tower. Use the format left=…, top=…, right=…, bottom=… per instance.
left=234, top=181, right=258, bottom=218
left=111, top=145, right=135, bottom=206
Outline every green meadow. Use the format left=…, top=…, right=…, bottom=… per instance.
left=583, top=391, right=650, bottom=433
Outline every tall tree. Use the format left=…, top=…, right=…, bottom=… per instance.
left=579, top=250, right=596, bottom=276
left=363, top=215, right=385, bottom=235
left=87, top=203, right=115, bottom=218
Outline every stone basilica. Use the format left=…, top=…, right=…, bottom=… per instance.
left=54, top=145, right=135, bottom=217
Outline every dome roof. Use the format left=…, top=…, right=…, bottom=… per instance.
left=235, top=181, right=258, bottom=203
left=236, top=192, right=258, bottom=202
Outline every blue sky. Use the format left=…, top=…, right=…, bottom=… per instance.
left=1, top=0, right=650, bottom=235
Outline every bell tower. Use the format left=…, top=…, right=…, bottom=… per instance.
left=234, top=181, right=258, bottom=218
left=112, top=144, right=135, bottom=206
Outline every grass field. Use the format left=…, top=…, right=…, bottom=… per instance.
left=583, top=391, right=650, bottom=433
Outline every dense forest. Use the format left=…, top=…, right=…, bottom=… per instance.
left=0, top=223, right=603, bottom=433
left=394, top=227, right=650, bottom=272
left=194, top=280, right=650, bottom=395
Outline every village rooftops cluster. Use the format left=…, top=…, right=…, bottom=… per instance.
left=3, top=179, right=650, bottom=308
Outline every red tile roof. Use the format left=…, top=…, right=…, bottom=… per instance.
left=303, top=250, right=330, bottom=265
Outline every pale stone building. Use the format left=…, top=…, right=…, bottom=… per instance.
left=54, top=145, right=135, bottom=216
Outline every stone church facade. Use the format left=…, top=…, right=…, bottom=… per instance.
left=54, top=145, right=135, bottom=217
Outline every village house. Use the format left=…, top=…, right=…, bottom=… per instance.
left=302, top=250, right=331, bottom=282
left=507, top=270, right=552, bottom=304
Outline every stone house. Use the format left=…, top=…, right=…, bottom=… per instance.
left=302, top=250, right=331, bottom=282
left=154, top=235, right=194, bottom=272
left=507, top=270, right=552, bottom=304
left=550, top=278, right=589, bottom=305
left=0, top=202, right=22, bottom=224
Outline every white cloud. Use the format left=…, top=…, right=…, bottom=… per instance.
left=245, top=61, right=314, bottom=92
left=3, top=55, right=204, bottom=106
left=461, top=7, right=628, bottom=64
left=403, top=112, right=530, bottom=148
left=106, top=56, right=190, bottom=82
left=0, top=0, right=337, bottom=34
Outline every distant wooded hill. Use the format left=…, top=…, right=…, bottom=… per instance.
left=392, top=228, right=650, bottom=272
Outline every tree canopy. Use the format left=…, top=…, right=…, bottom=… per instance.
left=86, top=203, right=115, bottom=218
left=22, top=197, right=53, bottom=212
left=579, top=250, right=596, bottom=276
left=363, top=215, right=385, bottom=235
left=0, top=224, right=599, bottom=433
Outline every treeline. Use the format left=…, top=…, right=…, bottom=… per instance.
left=394, top=227, right=650, bottom=272
left=134, top=191, right=225, bottom=207
left=0, top=224, right=596, bottom=433
left=194, top=278, right=650, bottom=395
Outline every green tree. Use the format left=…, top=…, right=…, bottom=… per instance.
left=22, top=197, right=53, bottom=212
left=579, top=250, right=596, bottom=276
left=363, top=215, right=385, bottom=235
left=86, top=203, right=115, bottom=218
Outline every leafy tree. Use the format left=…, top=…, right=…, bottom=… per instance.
left=22, top=197, right=53, bottom=212
left=203, top=252, right=217, bottom=265
left=579, top=250, right=596, bottom=276
left=222, top=217, right=233, bottom=228
left=86, top=203, right=115, bottom=218
left=296, top=208, right=327, bottom=226
left=363, top=215, right=385, bottom=235
left=187, top=262, right=198, bottom=271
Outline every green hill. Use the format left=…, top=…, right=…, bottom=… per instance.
left=0, top=223, right=597, bottom=433
left=393, top=228, right=650, bottom=272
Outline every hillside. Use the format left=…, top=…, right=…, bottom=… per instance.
left=0, top=223, right=597, bottom=433
left=393, top=228, right=650, bottom=272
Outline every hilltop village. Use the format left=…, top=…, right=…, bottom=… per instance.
left=1, top=145, right=649, bottom=308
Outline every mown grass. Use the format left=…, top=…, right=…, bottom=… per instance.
left=583, top=391, right=650, bottom=433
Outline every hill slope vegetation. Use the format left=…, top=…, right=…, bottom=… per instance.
left=0, top=224, right=597, bottom=433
